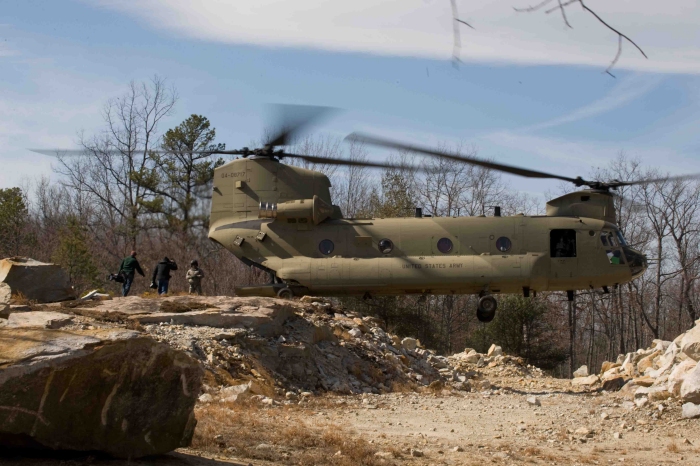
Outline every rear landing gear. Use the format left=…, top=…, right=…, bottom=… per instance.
left=477, top=295, right=497, bottom=323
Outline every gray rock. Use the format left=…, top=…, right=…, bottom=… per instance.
left=401, top=337, right=417, bottom=351
left=0, top=327, right=202, bottom=458
left=219, top=382, right=261, bottom=403
left=526, top=396, right=541, bottom=406
left=573, top=365, right=589, bottom=378
left=131, top=304, right=293, bottom=337
left=0, top=257, right=76, bottom=303
left=571, top=375, right=599, bottom=387
left=487, top=344, right=503, bottom=357
left=682, top=403, right=700, bottom=419
left=6, top=311, right=73, bottom=329
left=635, top=397, right=649, bottom=408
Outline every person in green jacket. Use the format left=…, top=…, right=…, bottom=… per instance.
left=118, top=251, right=145, bottom=297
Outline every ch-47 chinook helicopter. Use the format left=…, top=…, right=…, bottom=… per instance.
left=33, top=107, right=698, bottom=322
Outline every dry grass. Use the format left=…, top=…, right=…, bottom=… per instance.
left=667, top=442, right=680, bottom=453
left=9, top=292, right=36, bottom=306
left=521, top=446, right=541, bottom=457
left=192, top=402, right=387, bottom=465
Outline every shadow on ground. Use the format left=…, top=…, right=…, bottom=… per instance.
left=0, top=450, right=248, bottom=466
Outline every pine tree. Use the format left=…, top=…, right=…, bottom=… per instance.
left=138, top=114, right=225, bottom=235
left=0, top=187, right=31, bottom=257
left=52, top=217, right=100, bottom=293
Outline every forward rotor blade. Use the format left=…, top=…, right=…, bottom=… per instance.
left=346, top=132, right=581, bottom=184
left=266, top=105, right=338, bottom=147
left=28, top=148, right=241, bottom=157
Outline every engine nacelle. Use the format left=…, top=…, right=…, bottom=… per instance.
left=259, top=195, right=334, bottom=225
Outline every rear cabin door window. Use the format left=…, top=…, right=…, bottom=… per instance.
left=550, top=229, right=577, bottom=258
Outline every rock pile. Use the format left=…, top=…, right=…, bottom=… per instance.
left=66, top=295, right=532, bottom=400
left=595, top=318, right=700, bottom=419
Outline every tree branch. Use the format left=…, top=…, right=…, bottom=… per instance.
left=515, top=0, right=647, bottom=76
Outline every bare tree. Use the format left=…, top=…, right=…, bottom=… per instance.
left=55, top=76, right=177, bottom=255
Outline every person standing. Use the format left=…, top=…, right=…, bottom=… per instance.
left=151, top=257, right=178, bottom=295
left=118, top=251, right=145, bottom=297
left=185, top=260, right=205, bottom=295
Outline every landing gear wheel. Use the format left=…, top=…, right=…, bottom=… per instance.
left=277, top=287, right=294, bottom=300
left=477, top=295, right=497, bottom=323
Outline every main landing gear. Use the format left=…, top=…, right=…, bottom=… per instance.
left=476, top=294, right=497, bottom=323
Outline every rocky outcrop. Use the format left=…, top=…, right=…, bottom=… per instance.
left=0, top=327, right=202, bottom=458
left=0, top=257, right=76, bottom=303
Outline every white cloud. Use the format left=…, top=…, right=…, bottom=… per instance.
left=523, top=73, right=663, bottom=131
left=0, top=68, right=123, bottom=189
left=91, top=0, right=700, bottom=73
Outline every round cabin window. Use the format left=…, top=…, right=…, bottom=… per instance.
left=378, top=238, right=393, bottom=254
left=319, top=239, right=334, bottom=255
left=437, top=237, right=453, bottom=254
left=496, top=237, right=512, bottom=252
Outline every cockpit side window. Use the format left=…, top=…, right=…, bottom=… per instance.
left=550, top=229, right=577, bottom=258
left=602, top=230, right=626, bottom=265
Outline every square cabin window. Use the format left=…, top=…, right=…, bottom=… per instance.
left=550, top=229, right=577, bottom=258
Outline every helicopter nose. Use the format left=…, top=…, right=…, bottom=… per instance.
left=623, top=246, right=647, bottom=279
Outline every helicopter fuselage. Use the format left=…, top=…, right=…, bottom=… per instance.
left=209, top=214, right=645, bottom=296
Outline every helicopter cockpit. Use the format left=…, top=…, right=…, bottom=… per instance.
left=601, top=229, right=647, bottom=278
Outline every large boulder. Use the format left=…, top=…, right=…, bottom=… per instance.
left=0, top=282, right=10, bottom=318
left=0, top=327, right=202, bottom=458
left=571, top=374, right=599, bottom=387
left=0, top=257, right=76, bottom=303
left=680, top=360, right=700, bottom=404
left=680, top=323, right=700, bottom=362
left=573, top=365, right=589, bottom=378
left=668, top=360, right=697, bottom=397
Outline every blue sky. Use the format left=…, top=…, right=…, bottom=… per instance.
left=1, top=0, right=699, bottom=200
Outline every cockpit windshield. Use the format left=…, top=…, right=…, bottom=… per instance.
left=615, top=230, right=628, bottom=246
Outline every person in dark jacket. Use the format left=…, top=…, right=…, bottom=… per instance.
left=152, top=257, right=178, bottom=295
left=118, top=251, right=145, bottom=297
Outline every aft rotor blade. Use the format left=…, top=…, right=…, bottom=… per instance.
left=346, top=132, right=581, bottom=184
left=281, top=152, right=418, bottom=171
left=266, top=105, right=338, bottom=147
left=606, top=172, right=700, bottom=188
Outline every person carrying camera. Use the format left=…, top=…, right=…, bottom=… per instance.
left=151, top=257, right=178, bottom=295
left=118, top=251, right=145, bottom=297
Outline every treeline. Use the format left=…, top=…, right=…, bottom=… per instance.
left=1, top=77, right=699, bottom=377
